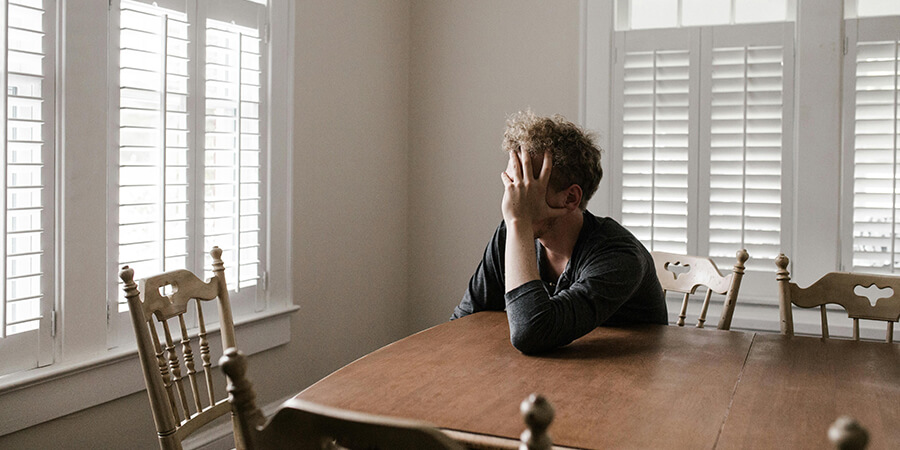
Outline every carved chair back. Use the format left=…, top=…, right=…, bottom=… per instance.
left=776, top=254, right=900, bottom=343
left=120, top=247, right=240, bottom=450
left=651, top=249, right=749, bottom=330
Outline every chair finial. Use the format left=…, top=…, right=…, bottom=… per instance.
left=220, top=348, right=260, bottom=420
left=736, top=249, right=749, bottom=265
left=120, top=265, right=135, bottom=285
left=220, top=347, right=247, bottom=383
left=211, top=246, right=223, bottom=263
left=828, top=416, right=869, bottom=450
left=119, top=265, right=141, bottom=309
left=775, top=253, right=789, bottom=271
left=519, top=393, right=554, bottom=450
left=775, top=253, right=792, bottom=281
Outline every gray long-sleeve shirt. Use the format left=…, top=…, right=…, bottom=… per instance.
left=452, top=211, right=667, bottom=354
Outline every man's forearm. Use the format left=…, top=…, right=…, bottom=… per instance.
left=504, top=219, right=540, bottom=293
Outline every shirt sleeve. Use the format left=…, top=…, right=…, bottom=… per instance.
left=451, top=222, right=508, bottom=320
left=504, top=244, right=648, bottom=354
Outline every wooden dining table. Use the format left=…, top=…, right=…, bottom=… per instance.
left=295, top=311, right=900, bottom=449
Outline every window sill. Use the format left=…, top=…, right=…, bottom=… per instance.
left=0, top=304, right=298, bottom=437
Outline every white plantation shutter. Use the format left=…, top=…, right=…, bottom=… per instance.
left=703, top=24, right=792, bottom=274
left=615, top=29, right=698, bottom=255
left=844, top=18, right=900, bottom=273
left=0, top=0, right=55, bottom=376
left=115, top=0, right=191, bottom=312
left=614, top=23, right=792, bottom=297
left=203, top=16, right=264, bottom=292
left=110, top=0, right=267, bottom=345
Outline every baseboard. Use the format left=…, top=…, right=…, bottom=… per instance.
left=185, top=395, right=295, bottom=450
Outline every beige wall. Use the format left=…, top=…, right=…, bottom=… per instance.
left=291, top=0, right=412, bottom=382
left=407, top=0, right=582, bottom=332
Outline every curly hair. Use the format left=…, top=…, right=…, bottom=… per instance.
left=502, top=110, right=603, bottom=210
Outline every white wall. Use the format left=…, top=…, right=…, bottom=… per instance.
left=407, top=0, right=583, bottom=332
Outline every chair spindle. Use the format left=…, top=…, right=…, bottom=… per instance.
left=678, top=293, right=690, bottom=327
left=163, top=319, right=192, bottom=421
left=697, top=289, right=713, bottom=328
left=179, top=314, right=203, bottom=412
left=852, top=318, right=860, bottom=341
left=821, top=305, right=829, bottom=339
left=197, top=301, right=216, bottom=405
left=888, top=322, right=894, bottom=344
left=150, top=321, right=181, bottom=422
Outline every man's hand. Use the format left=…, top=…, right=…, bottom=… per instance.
left=501, top=150, right=567, bottom=228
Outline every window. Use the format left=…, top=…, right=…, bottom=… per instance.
left=610, top=2, right=794, bottom=298
left=842, top=16, right=900, bottom=273
left=109, top=0, right=267, bottom=345
left=849, top=0, right=900, bottom=18
left=0, top=0, right=292, bottom=435
left=617, top=0, right=792, bottom=30
left=0, top=0, right=55, bottom=377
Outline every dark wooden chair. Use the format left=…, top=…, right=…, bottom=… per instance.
left=220, top=348, right=557, bottom=450
left=651, top=249, right=749, bottom=330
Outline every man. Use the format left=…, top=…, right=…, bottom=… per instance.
left=451, top=110, right=667, bottom=354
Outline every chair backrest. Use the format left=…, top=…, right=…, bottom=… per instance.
left=775, top=254, right=900, bottom=343
left=651, top=249, right=749, bottom=330
left=220, top=348, right=558, bottom=450
left=120, top=247, right=240, bottom=450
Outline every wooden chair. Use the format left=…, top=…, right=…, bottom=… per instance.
left=775, top=254, right=900, bottom=342
left=120, top=247, right=241, bottom=450
left=651, top=249, right=750, bottom=330
left=219, top=348, right=557, bottom=450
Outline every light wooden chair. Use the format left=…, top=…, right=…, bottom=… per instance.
left=651, top=249, right=749, bottom=330
left=220, top=348, right=557, bottom=450
left=775, top=254, right=900, bottom=342
left=120, top=246, right=241, bottom=450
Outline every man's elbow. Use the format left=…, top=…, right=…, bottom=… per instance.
left=509, top=326, right=552, bottom=355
